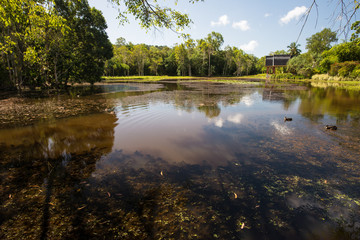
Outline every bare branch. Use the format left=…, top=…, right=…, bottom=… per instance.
left=296, top=0, right=318, bottom=43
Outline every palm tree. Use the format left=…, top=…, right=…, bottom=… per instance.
left=287, top=42, right=302, bottom=56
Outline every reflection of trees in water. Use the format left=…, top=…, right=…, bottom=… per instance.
left=0, top=113, right=117, bottom=159
left=197, top=105, right=221, bottom=118
left=263, top=85, right=360, bottom=127
left=297, top=87, right=360, bottom=122
left=0, top=113, right=116, bottom=239
left=115, top=82, right=257, bottom=119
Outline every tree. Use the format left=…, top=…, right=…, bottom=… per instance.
left=351, top=21, right=360, bottom=43
left=287, top=42, right=302, bottom=56
left=174, top=44, right=188, bottom=76
left=55, top=0, right=113, bottom=86
left=149, top=46, right=163, bottom=76
left=0, top=0, right=113, bottom=90
left=204, top=32, right=224, bottom=76
left=303, top=1, right=359, bottom=38
left=0, top=0, right=67, bottom=90
left=222, top=46, right=234, bottom=76
left=233, top=48, right=246, bottom=76
left=269, top=50, right=288, bottom=55
left=108, top=0, right=203, bottom=31
left=319, top=41, right=360, bottom=72
left=184, top=38, right=195, bottom=76
left=115, top=37, right=127, bottom=47
left=287, top=52, right=315, bottom=78
left=132, top=44, right=148, bottom=76
left=305, top=28, right=338, bottom=55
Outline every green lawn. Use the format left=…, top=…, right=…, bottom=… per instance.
left=102, top=74, right=267, bottom=83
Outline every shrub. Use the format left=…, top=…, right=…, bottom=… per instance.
left=350, top=65, right=360, bottom=78
left=330, top=61, right=360, bottom=77
left=312, top=74, right=329, bottom=81
left=270, top=73, right=296, bottom=80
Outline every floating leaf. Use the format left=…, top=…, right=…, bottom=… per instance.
left=241, top=223, right=245, bottom=229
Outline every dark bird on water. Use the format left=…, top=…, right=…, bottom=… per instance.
left=325, top=125, right=337, bottom=130
left=284, top=117, right=292, bottom=122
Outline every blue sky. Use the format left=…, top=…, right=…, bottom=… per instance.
left=88, top=0, right=357, bottom=58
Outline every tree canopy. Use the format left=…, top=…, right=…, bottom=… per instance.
left=305, top=28, right=338, bottom=55
left=108, top=0, right=203, bottom=31
left=104, top=34, right=260, bottom=77
left=0, top=0, right=114, bottom=91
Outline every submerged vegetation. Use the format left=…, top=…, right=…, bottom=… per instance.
left=0, top=82, right=360, bottom=239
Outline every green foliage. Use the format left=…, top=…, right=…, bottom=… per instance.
left=324, top=41, right=360, bottom=64
left=104, top=33, right=259, bottom=78
left=269, top=73, right=304, bottom=80
left=329, top=61, right=360, bottom=78
left=174, top=43, right=188, bottom=76
left=306, top=28, right=338, bottom=55
left=287, top=52, right=314, bottom=78
left=287, top=42, right=301, bottom=56
left=269, top=50, right=288, bottom=55
left=350, top=21, right=360, bottom=43
left=319, top=54, right=339, bottom=73
left=0, top=0, right=113, bottom=90
left=350, top=65, right=360, bottom=78
left=109, top=0, right=203, bottom=31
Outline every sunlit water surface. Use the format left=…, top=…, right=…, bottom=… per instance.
left=1, top=82, right=360, bottom=239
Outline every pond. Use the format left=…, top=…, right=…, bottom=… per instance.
left=1, top=81, right=360, bottom=239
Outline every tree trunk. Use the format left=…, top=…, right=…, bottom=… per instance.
left=208, top=52, right=211, bottom=77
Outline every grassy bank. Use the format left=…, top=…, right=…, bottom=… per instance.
left=102, top=74, right=360, bottom=91
left=102, top=74, right=267, bottom=83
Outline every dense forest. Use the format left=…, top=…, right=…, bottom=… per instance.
left=0, top=0, right=113, bottom=91
left=103, top=33, right=261, bottom=78
left=1, top=0, right=360, bottom=92
left=104, top=26, right=360, bottom=80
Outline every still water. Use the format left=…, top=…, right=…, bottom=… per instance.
left=1, top=81, right=360, bottom=239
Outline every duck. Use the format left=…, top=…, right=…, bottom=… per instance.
left=284, top=117, right=292, bottom=122
left=325, top=125, right=337, bottom=130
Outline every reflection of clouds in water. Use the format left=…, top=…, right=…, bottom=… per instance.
left=271, top=121, right=292, bottom=135
left=208, top=118, right=224, bottom=128
left=214, top=118, right=224, bottom=128
left=227, top=114, right=243, bottom=124
left=209, top=114, right=244, bottom=128
left=241, top=96, right=254, bottom=107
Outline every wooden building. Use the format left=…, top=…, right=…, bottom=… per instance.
left=265, top=55, right=292, bottom=74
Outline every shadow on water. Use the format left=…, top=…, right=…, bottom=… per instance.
left=0, top=82, right=360, bottom=239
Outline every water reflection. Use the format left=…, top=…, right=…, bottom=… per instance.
left=1, top=82, right=360, bottom=239
left=0, top=113, right=117, bottom=159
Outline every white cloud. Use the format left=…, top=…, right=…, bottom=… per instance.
left=211, top=15, right=230, bottom=27
left=241, top=96, right=254, bottom=106
left=208, top=118, right=224, bottom=128
left=227, top=114, right=243, bottom=124
left=271, top=121, right=292, bottom=135
left=280, top=6, right=307, bottom=25
left=264, top=13, right=271, bottom=18
left=232, top=20, right=250, bottom=31
left=214, top=118, right=224, bottom=128
left=239, top=40, right=259, bottom=52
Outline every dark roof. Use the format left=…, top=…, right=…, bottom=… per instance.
left=265, top=55, right=292, bottom=66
